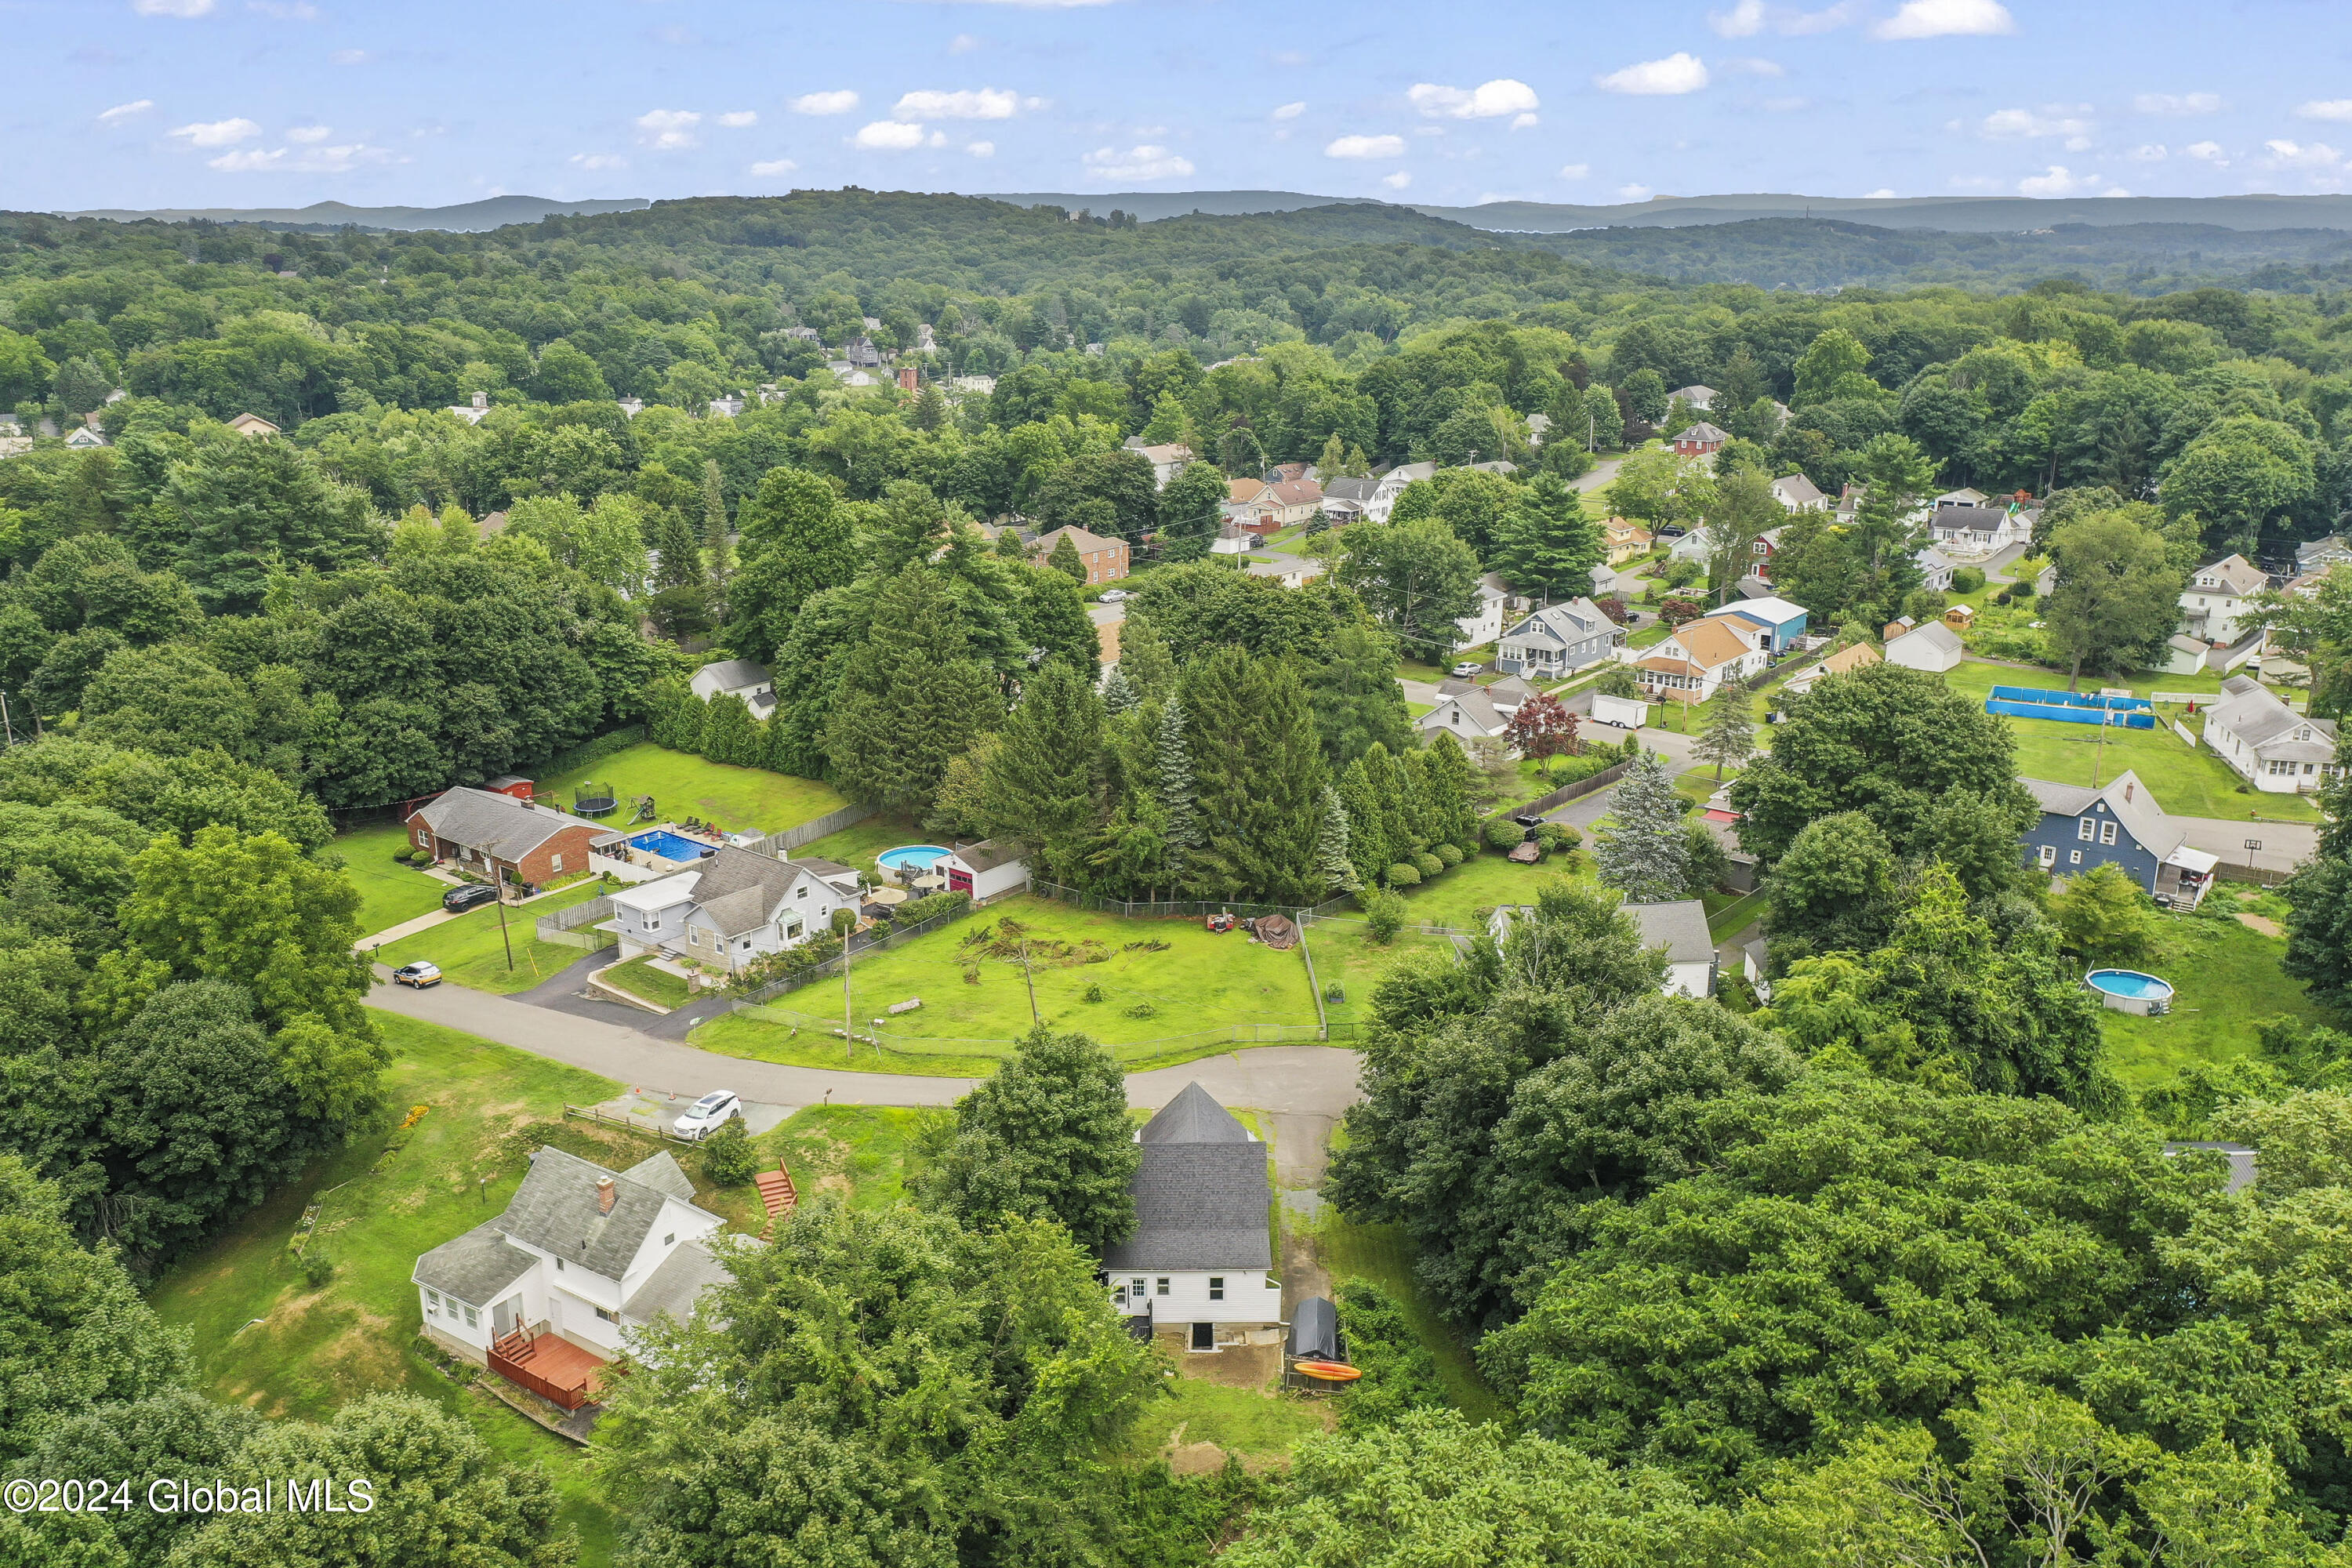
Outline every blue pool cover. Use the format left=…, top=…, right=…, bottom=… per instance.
left=1989, top=686, right=2151, bottom=711
left=1987, top=688, right=2157, bottom=728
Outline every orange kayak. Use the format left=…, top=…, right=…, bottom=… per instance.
left=1291, top=1360, right=1361, bottom=1381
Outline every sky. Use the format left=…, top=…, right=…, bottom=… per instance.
left=5, top=0, right=2352, bottom=214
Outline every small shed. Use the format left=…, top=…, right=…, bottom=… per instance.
left=1289, top=1297, right=1341, bottom=1363
left=946, top=840, right=1031, bottom=902
left=484, top=775, right=535, bottom=800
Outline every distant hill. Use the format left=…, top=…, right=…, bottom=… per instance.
left=56, top=195, right=652, bottom=232
left=976, top=190, right=1378, bottom=221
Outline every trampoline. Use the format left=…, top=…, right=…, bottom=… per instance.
left=574, top=779, right=619, bottom=817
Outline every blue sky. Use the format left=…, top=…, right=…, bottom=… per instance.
left=8, top=0, right=2352, bottom=212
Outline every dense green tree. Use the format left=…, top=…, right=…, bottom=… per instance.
left=1490, top=470, right=1602, bottom=597
left=531, top=337, right=611, bottom=404
left=1594, top=752, right=1691, bottom=903
left=1762, top=811, right=1899, bottom=957
left=164, top=436, right=379, bottom=614
left=2042, top=508, right=2187, bottom=688
left=933, top=1025, right=1139, bottom=1253
left=1791, top=328, right=1878, bottom=407
left=696, top=691, right=765, bottom=768
left=981, top=656, right=1102, bottom=881
left=2282, top=852, right=2352, bottom=1013
left=1181, top=647, right=1325, bottom=902
left=1019, top=564, right=1101, bottom=683
left=1308, top=622, right=1412, bottom=768
left=826, top=565, right=1001, bottom=812
left=1336, top=517, right=1480, bottom=666
left=1154, top=457, right=1227, bottom=551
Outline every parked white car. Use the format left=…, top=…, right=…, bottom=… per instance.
left=1099, top=589, right=1128, bottom=603
left=674, top=1090, right=742, bottom=1140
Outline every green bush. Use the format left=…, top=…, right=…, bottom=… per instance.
left=1432, top=842, right=1464, bottom=867
left=1951, top=566, right=1986, bottom=593
left=1363, top=890, right=1407, bottom=944
left=2009, top=577, right=2036, bottom=599
left=897, top=889, right=972, bottom=927
left=1083, top=982, right=1105, bottom=1004
left=1483, top=818, right=1525, bottom=852
left=699, top=1117, right=760, bottom=1186
left=296, top=1250, right=334, bottom=1289
left=1534, top=822, right=1581, bottom=854
left=1413, top=851, right=1444, bottom=878
left=392, top=848, right=414, bottom=864
left=1385, top=862, right=1422, bottom=888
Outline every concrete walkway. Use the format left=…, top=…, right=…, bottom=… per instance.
left=358, top=908, right=459, bottom=949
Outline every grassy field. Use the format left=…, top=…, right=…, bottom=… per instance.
left=536, top=742, right=851, bottom=837
left=1399, top=850, right=1584, bottom=931
left=790, top=813, right=924, bottom=880
left=332, top=822, right=453, bottom=935
left=373, top=880, right=607, bottom=993
left=1310, top=1212, right=1504, bottom=1425
left=146, top=1014, right=640, bottom=1563
left=757, top=1105, right=945, bottom=1209
left=602, top=954, right=690, bottom=1009
left=1307, top=924, right=1455, bottom=1033
left=2100, top=901, right=2325, bottom=1091
left=1942, top=661, right=2320, bottom=824
left=691, top=894, right=1326, bottom=1073
left=1126, top=1377, right=1333, bottom=1468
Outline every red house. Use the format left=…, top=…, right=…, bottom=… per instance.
left=1672, top=421, right=1730, bottom=457
left=405, top=787, right=613, bottom=893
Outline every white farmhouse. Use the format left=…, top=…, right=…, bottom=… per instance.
left=1364, top=461, right=1435, bottom=523
left=2203, top=674, right=2341, bottom=795
left=2178, top=555, right=2268, bottom=647
left=610, top=844, right=862, bottom=973
left=691, top=659, right=778, bottom=722
left=1105, top=1083, right=1283, bottom=1354
left=412, top=1147, right=733, bottom=1406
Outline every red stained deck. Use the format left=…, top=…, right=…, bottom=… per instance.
left=490, top=1330, right=608, bottom=1410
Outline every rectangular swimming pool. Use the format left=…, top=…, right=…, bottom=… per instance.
left=630, top=829, right=713, bottom=862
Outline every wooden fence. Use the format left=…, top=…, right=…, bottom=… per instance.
left=1026, top=884, right=1355, bottom=922
left=1488, top=757, right=1632, bottom=825
left=535, top=896, right=616, bottom=949
left=561, top=1102, right=698, bottom=1145
left=760, top=803, right=873, bottom=856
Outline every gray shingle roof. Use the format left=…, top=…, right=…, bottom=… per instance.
left=413, top=787, right=604, bottom=863
left=1625, top=901, right=1714, bottom=966
left=499, top=1146, right=715, bottom=1283
left=2209, top=684, right=2336, bottom=754
left=1321, top=476, right=1379, bottom=504
left=695, top=659, right=771, bottom=692
left=1106, top=1083, right=1270, bottom=1272
left=624, top=1236, right=739, bottom=1326
left=623, top=1151, right=695, bottom=1200
left=2190, top=555, right=2268, bottom=597
left=1892, top=620, right=1963, bottom=655
left=954, top=839, right=1025, bottom=873
left=412, top=1222, right=539, bottom=1306
left=680, top=845, right=813, bottom=938
left=1503, top=599, right=1610, bottom=645
left=2020, top=770, right=2185, bottom=859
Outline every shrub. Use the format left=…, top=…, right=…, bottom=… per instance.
left=1483, top=818, right=1525, bottom=852
left=1363, top=889, right=1407, bottom=944
left=1414, top=851, right=1444, bottom=878
left=1323, top=983, right=1346, bottom=1004
left=699, top=1117, right=759, bottom=1185
left=1991, top=588, right=2013, bottom=606
left=1951, top=566, right=1986, bottom=593
left=1125, top=1001, right=1158, bottom=1019
left=1385, top=862, right=1422, bottom=888
left=1432, top=842, right=1464, bottom=867
left=897, top=889, right=972, bottom=927
left=1083, top=982, right=1105, bottom=1004
left=2009, top=577, right=2037, bottom=599
left=392, top=848, right=414, bottom=864
left=1534, top=822, right=1582, bottom=854
left=296, top=1250, right=334, bottom=1290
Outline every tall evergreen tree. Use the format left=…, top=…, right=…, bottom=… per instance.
left=1694, top=677, right=1757, bottom=781
left=1337, top=755, right=1390, bottom=892
left=981, top=657, right=1103, bottom=883
left=1183, top=648, right=1327, bottom=903
left=1020, top=568, right=1101, bottom=683
left=826, top=565, right=1000, bottom=812
left=931, top=1026, right=1139, bottom=1253
left=1312, top=622, right=1414, bottom=769
left=1316, top=782, right=1361, bottom=895
left=1045, top=532, right=1088, bottom=582
left=1594, top=751, right=1692, bottom=903
left=1490, top=470, right=1602, bottom=598
left=699, top=692, right=764, bottom=768
left=1156, top=696, right=1203, bottom=888
left=647, top=505, right=704, bottom=591
left=1421, top=731, right=1482, bottom=854
left=700, top=456, right=735, bottom=624
left=1118, top=614, right=1179, bottom=706
left=1099, top=666, right=1138, bottom=716
left=724, top=467, right=854, bottom=663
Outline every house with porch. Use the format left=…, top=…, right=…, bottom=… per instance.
left=1365, top=462, right=1435, bottom=523
left=2178, top=554, right=2268, bottom=646
left=2020, top=771, right=2216, bottom=907
left=405, top=787, right=613, bottom=895
left=412, top=1146, right=734, bottom=1409
left=1494, top=598, right=1622, bottom=679
left=608, top=844, right=861, bottom=973
left=1223, top=477, right=1323, bottom=536
left=1633, top=615, right=1767, bottom=703
left=1928, top=500, right=2035, bottom=553
left=2203, top=674, right=2341, bottom=794
left=1770, top=474, right=1828, bottom=512
left=1105, top=1083, right=1283, bottom=1354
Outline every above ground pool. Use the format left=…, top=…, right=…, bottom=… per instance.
left=877, top=844, right=952, bottom=874
left=630, top=829, right=713, bottom=862
left=2085, top=968, right=2175, bottom=1016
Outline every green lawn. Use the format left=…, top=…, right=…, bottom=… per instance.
left=535, top=742, right=851, bottom=837
left=1309, top=1213, right=1503, bottom=1425
left=373, top=880, right=608, bottom=993
left=790, top=813, right=924, bottom=881
left=602, top=954, right=691, bottom=1009
left=1306, top=924, right=1455, bottom=1033
left=1942, top=661, right=2320, bottom=824
left=332, top=822, right=455, bottom=936
left=1399, top=850, right=1584, bottom=931
left=757, top=1105, right=945, bottom=1210
left=1124, top=1377, right=1333, bottom=1466
left=1675, top=765, right=1741, bottom=804
left=1704, top=889, right=1766, bottom=940
left=146, top=1014, right=637, bottom=1564
left=692, top=894, right=1325, bottom=1073
left=2100, top=906, right=2325, bottom=1091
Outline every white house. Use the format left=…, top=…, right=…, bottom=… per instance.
left=2296, top=535, right=2352, bottom=577
left=1454, top=572, right=1514, bottom=649
left=1365, top=462, right=1436, bottom=523
left=1121, top=439, right=1193, bottom=489
left=1668, top=384, right=1719, bottom=412
left=1495, top=598, right=1622, bottom=679
left=447, top=390, right=492, bottom=426
left=412, top=1146, right=731, bottom=1395
left=1105, top=1083, right=1284, bottom=1353
left=2203, top=674, right=2341, bottom=794
left=1770, top=474, right=1829, bottom=513
left=1929, top=502, right=2034, bottom=554
left=944, top=840, right=1030, bottom=902
left=2179, top=555, right=2269, bottom=647
left=691, top=659, right=777, bottom=722
left=1632, top=615, right=1766, bottom=703
left=1916, top=546, right=1961, bottom=593
left=1884, top=619, right=1964, bottom=673
left=1490, top=900, right=1714, bottom=997
left=1417, top=688, right=1517, bottom=745
left=609, top=845, right=861, bottom=973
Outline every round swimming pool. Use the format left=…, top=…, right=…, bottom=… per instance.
left=877, top=844, right=952, bottom=873
left=2085, top=968, right=2175, bottom=1016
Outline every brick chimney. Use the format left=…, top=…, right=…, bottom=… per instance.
left=596, top=1176, right=615, bottom=1215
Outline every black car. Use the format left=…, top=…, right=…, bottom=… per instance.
left=1512, top=813, right=1544, bottom=829
left=441, top=883, right=499, bottom=913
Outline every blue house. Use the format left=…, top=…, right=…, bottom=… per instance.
left=1704, top=594, right=1809, bottom=655
left=2020, top=771, right=2216, bottom=907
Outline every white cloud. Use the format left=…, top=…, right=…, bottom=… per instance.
left=2129, top=143, right=2168, bottom=162
left=854, top=119, right=927, bottom=149
left=2018, top=165, right=2087, bottom=196
left=967, top=140, right=994, bottom=156
left=635, top=109, right=702, bottom=150
left=1559, top=162, right=1589, bottom=179
left=2264, top=139, right=2344, bottom=170
left=1511, top=112, right=1539, bottom=129
left=169, top=117, right=262, bottom=147
left=208, top=147, right=282, bottom=170
left=1872, top=0, right=2013, bottom=38
left=893, top=87, right=1022, bottom=118
left=789, top=90, right=861, bottom=115
left=1272, top=101, right=1305, bottom=120
left=1979, top=105, right=2092, bottom=141
left=927, top=130, right=948, bottom=147
left=1710, top=0, right=1765, bottom=37
left=1407, top=78, right=1540, bottom=119
left=1325, top=133, right=1406, bottom=158
left=2298, top=100, right=2352, bottom=122
left=287, top=124, right=332, bottom=143
left=1863, top=187, right=1896, bottom=198
left=2184, top=140, right=2227, bottom=165
left=1081, top=143, right=1195, bottom=180
left=1595, top=53, right=1710, bottom=96
left=1382, top=171, right=1411, bottom=190
left=570, top=152, right=628, bottom=170
left=717, top=111, right=758, bottom=128
left=97, top=100, right=154, bottom=123
left=750, top=158, right=798, bottom=176
left=949, top=32, right=981, bottom=52
left=1618, top=183, right=1654, bottom=201
left=132, top=0, right=214, bottom=15
left=329, top=48, right=368, bottom=64
left=286, top=141, right=392, bottom=172
left=2134, top=92, right=2221, bottom=115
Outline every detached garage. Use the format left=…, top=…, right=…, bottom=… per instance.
left=946, top=840, right=1031, bottom=902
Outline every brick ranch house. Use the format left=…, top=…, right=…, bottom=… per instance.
left=405, top=786, right=614, bottom=893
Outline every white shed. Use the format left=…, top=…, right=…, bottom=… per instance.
left=946, top=840, right=1031, bottom=902
left=1884, top=620, right=1964, bottom=673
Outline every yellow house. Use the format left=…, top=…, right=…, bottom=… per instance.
left=1602, top=517, right=1654, bottom=566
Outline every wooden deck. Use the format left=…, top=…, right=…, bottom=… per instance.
left=755, top=1161, right=798, bottom=1240
left=489, top=1330, right=608, bottom=1410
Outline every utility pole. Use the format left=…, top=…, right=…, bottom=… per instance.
left=842, top=916, right=854, bottom=1063
left=0, top=690, right=14, bottom=749
left=496, top=872, right=514, bottom=971
left=2092, top=703, right=2111, bottom=789
left=1018, top=938, right=1040, bottom=1025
